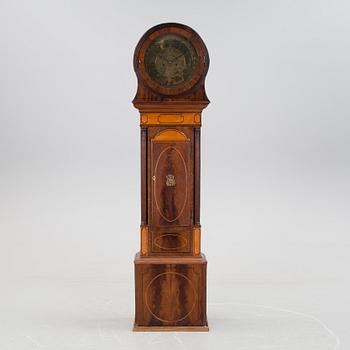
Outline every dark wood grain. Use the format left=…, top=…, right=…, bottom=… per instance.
left=151, top=137, right=191, bottom=226
left=151, top=227, right=192, bottom=255
left=134, top=253, right=208, bottom=329
left=148, top=126, right=194, bottom=232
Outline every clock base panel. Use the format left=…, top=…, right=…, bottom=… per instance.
left=134, top=253, right=208, bottom=330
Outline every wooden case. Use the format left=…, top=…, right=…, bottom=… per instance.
left=133, top=23, right=210, bottom=331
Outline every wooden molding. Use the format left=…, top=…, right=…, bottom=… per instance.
left=133, top=324, right=209, bottom=332
left=133, top=100, right=209, bottom=113
left=134, top=252, right=207, bottom=264
left=140, top=113, right=201, bottom=126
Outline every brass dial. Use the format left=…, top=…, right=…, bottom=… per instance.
left=144, top=34, right=198, bottom=88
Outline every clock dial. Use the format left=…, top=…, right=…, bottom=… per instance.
left=144, top=34, right=198, bottom=88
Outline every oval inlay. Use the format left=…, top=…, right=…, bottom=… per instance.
left=154, top=146, right=188, bottom=223
left=145, top=272, right=197, bottom=323
left=154, top=233, right=187, bottom=250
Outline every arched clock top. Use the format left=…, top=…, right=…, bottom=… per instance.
left=133, top=23, right=210, bottom=112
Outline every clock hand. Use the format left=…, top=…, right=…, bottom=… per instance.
left=174, top=53, right=184, bottom=60
left=161, top=56, right=172, bottom=64
left=169, top=53, right=184, bottom=64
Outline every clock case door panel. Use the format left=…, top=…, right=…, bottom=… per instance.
left=148, top=127, right=194, bottom=229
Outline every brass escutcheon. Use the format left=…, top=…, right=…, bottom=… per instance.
left=166, top=174, right=176, bottom=187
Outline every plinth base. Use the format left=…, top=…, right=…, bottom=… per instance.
left=134, top=253, right=208, bottom=331
left=133, top=325, right=209, bottom=332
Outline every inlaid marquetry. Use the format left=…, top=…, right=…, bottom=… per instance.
left=152, top=128, right=189, bottom=141
left=140, top=113, right=201, bottom=125
left=145, top=272, right=198, bottom=322
left=193, top=226, right=201, bottom=256
left=150, top=229, right=192, bottom=255
left=154, top=233, right=188, bottom=250
left=140, top=225, right=149, bottom=256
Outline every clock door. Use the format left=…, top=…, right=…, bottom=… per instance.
left=149, top=128, right=193, bottom=228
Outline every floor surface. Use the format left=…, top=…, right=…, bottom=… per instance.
left=0, top=278, right=347, bottom=350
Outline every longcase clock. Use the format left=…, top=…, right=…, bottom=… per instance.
left=132, top=23, right=210, bottom=331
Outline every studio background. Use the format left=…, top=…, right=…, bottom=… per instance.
left=1, top=0, right=349, bottom=349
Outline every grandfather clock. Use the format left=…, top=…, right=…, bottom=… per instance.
left=132, top=23, right=210, bottom=331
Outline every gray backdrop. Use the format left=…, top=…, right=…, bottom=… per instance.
left=1, top=0, right=349, bottom=349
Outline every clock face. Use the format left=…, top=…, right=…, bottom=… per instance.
left=144, top=34, right=199, bottom=88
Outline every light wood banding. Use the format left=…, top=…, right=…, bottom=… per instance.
left=140, top=226, right=149, bottom=256
left=141, top=113, right=201, bottom=125
left=193, top=226, right=201, bottom=255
